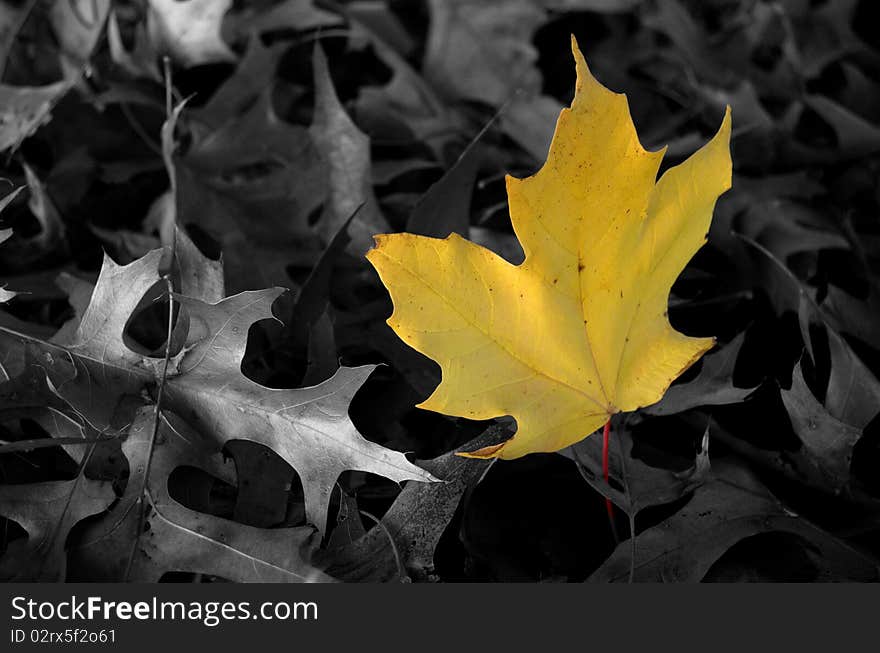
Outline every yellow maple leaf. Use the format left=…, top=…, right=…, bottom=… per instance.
left=366, top=37, right=732, bottom=460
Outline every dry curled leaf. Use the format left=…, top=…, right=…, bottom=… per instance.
left=588, top=462, right=879, bottom=582
left=310, top=45, right=389, bottom=254
left=0, top=478, right=114, bottom=581
left=147, top=0, right=236, bottom=67
left=646, top=331, right=757, bottom=416
left=73, top=406, right=331, bottom=582
left=1, top=246, right=436, bottom=534
left=0, top=81, right=74, bottom=153
left=781, top=361, right=861, bottom=493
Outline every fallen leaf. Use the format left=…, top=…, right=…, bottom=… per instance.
left=0, top=477, right=114, bottom=581
left=587, top=462, right=879, bottom=582
left=563, top=422, right=710, bottom=515
left=0, top=186, right=24, bottom=213
left=805, top=95, right=880, bottom=159
left=500, top=94, right=565, bottom=162
left=49, top=0, right=110, bottom=67
left=354, top=23, right=457, bottom=159
left=406, top=123, right=485, bottom=239
left=173, top=81, right=326, bottom=291
left=367, top=38, right=732, bottom=459
left=73, top=406, right=330, bottom=582
left=825, top=330, right=880, bottom=430
left=147, top=0, right=236, bottom=67
left=227, top=440, right=294, bottom=528
left=545, top=0, right=641, bottom=9
left=735, top=199, right=849, bottom=262
left=646, top=332, right=757, bottom=416
left=107, top=11, right=161, bottom=81
left=1, top=248, right=436, bottom=533
left=0, top=186, right=24, bottom=303
left=310, top=45, right=389, bottom=254
left=0, top=81, right=74, bottom=152
left=235, top=0, right=342, bottom=38
left=175, top=166, right=321, bottom=291
left=372, top=158, right=440, bottom=185
left=781, top=361, right=861, bottom=492
left=191, top=36, right=284, bottom=129
left=0, top=0, right=34, bottom=72
left=171, top=288, right=436, bottom=532
left=424, top=0, right=545, bottom=105
left=0, top=260, right=12, bottom=303
left=324, top=491, right=365, bottom=552
left=252, top=209, right=355, bottom=388
left=319, top=425, right=500, bottom=582
left=186, top=90, right=324, bottom=207
left=422, top=0, right=562, bottom=159
left=823, top=283, right=880, bottom=351
left=345, top=1, right=415, bottom=55
left=0, top=362, right=109, bottom=471
left=22, top=163, right=66, bottom=258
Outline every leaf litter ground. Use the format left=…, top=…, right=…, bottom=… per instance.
left=0, top=0, right=879, bottom=582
